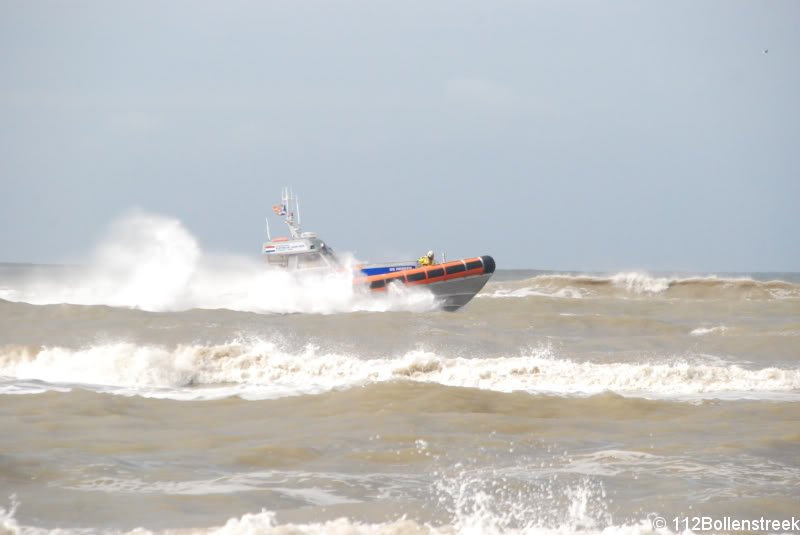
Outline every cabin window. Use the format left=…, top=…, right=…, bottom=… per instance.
left=427, top=268, right=444, bottom=278
left=446, top=263, right=466, bottom=275
left=406, top=271, right=426, bottom=282
left=370, top=279, right=386, bottom=289
left=266, top=255, right=289, bottom=268
left=465, top=260, right=483, bottom=271
left=297, top=253, right=323, bottom=268
left=385, top=275, right=406, bottom=285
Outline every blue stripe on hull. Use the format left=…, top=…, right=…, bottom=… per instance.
left=360, top=264, right=417, bottom=276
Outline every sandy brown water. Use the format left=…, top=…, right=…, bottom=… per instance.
left=1, top=265, right=799, bottom=533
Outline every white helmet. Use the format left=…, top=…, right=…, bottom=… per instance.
left=426, top=250, right=434, bottom=258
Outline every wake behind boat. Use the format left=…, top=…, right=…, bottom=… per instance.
left=261, top=188, right=495, bottom=311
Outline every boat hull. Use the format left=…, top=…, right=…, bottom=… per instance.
left=424, top=272, right=493, bottom=311
left=357, top=255, right=495, bottom=311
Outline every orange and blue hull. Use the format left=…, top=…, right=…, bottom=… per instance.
left=355, top=255, right=495, bottom=311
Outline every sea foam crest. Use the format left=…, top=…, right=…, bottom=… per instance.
left=610, top=272, right=671, bottom=294
left=479, top=272, right=671, bottom=300
left=0, top=486, right=670, bottom=535
left=689, top=325, right=728, bottom=336
left=2, top=342, right=799, bottom=401
left=481, top=272, right=800, bottom=300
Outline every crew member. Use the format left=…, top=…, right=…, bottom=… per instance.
left=418, top=250, right=435, bottom=266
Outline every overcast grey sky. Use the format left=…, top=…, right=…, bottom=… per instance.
left=1, top=1, right=798, bottom=271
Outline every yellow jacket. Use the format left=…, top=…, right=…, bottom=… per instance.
left=418, top=256, right=432, bottom=266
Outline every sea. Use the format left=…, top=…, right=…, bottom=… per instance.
left=1, top=214, right=799, bottom=534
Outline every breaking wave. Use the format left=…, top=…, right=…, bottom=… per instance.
left=689, top=325, right=728, bottom=336
left=0, top=509, right=673, bottom=535
left=0, top=475, right=670, bottom=535
left=0, top=211, right=436, bottom=314
left=481, top=272, right=800, bottom=300
left=1, top=341, right=798, bottom=401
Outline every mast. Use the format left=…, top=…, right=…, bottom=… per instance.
left=281, top=186, right=301, bottom=238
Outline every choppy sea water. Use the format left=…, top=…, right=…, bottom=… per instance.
left=1, top=215, right=799, bottom=534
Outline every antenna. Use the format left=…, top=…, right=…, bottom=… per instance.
left=278, top=185, right=302, bottom=238
left=265, top=217, right=271, bottom=241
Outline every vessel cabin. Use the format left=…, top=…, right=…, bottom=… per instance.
left=262, top=231, right=340, bottom=270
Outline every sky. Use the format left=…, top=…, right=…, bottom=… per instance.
left=1, top=1, right=798, bottom=271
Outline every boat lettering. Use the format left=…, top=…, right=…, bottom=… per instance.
left=275, top=242, right=310, bottom=253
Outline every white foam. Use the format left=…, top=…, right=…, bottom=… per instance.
left=479, top=272, right=674, bottom=300
left=201, top=513, right=665, bottom=535
left=689, top=325, right=727, bottom=337
left=0, top=495, right=20, bottom=535
left=558, top=450, right=675, bottom=477
left=433, top=469, right=609, bottom=534
left=65, top=471, right=361, bottom=506
left=0, top=485, right=672, bottom=535
left=768, top=287, right=800, bottom=299
left=483, top=272, right=800, bottom=302
left=610, top=272, right=671, bottom=295
left=479, top=287, right=586, bottom=299
left=2, top=342, right=799, bottom=401
left=1, top=211, right=437, bottom=314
